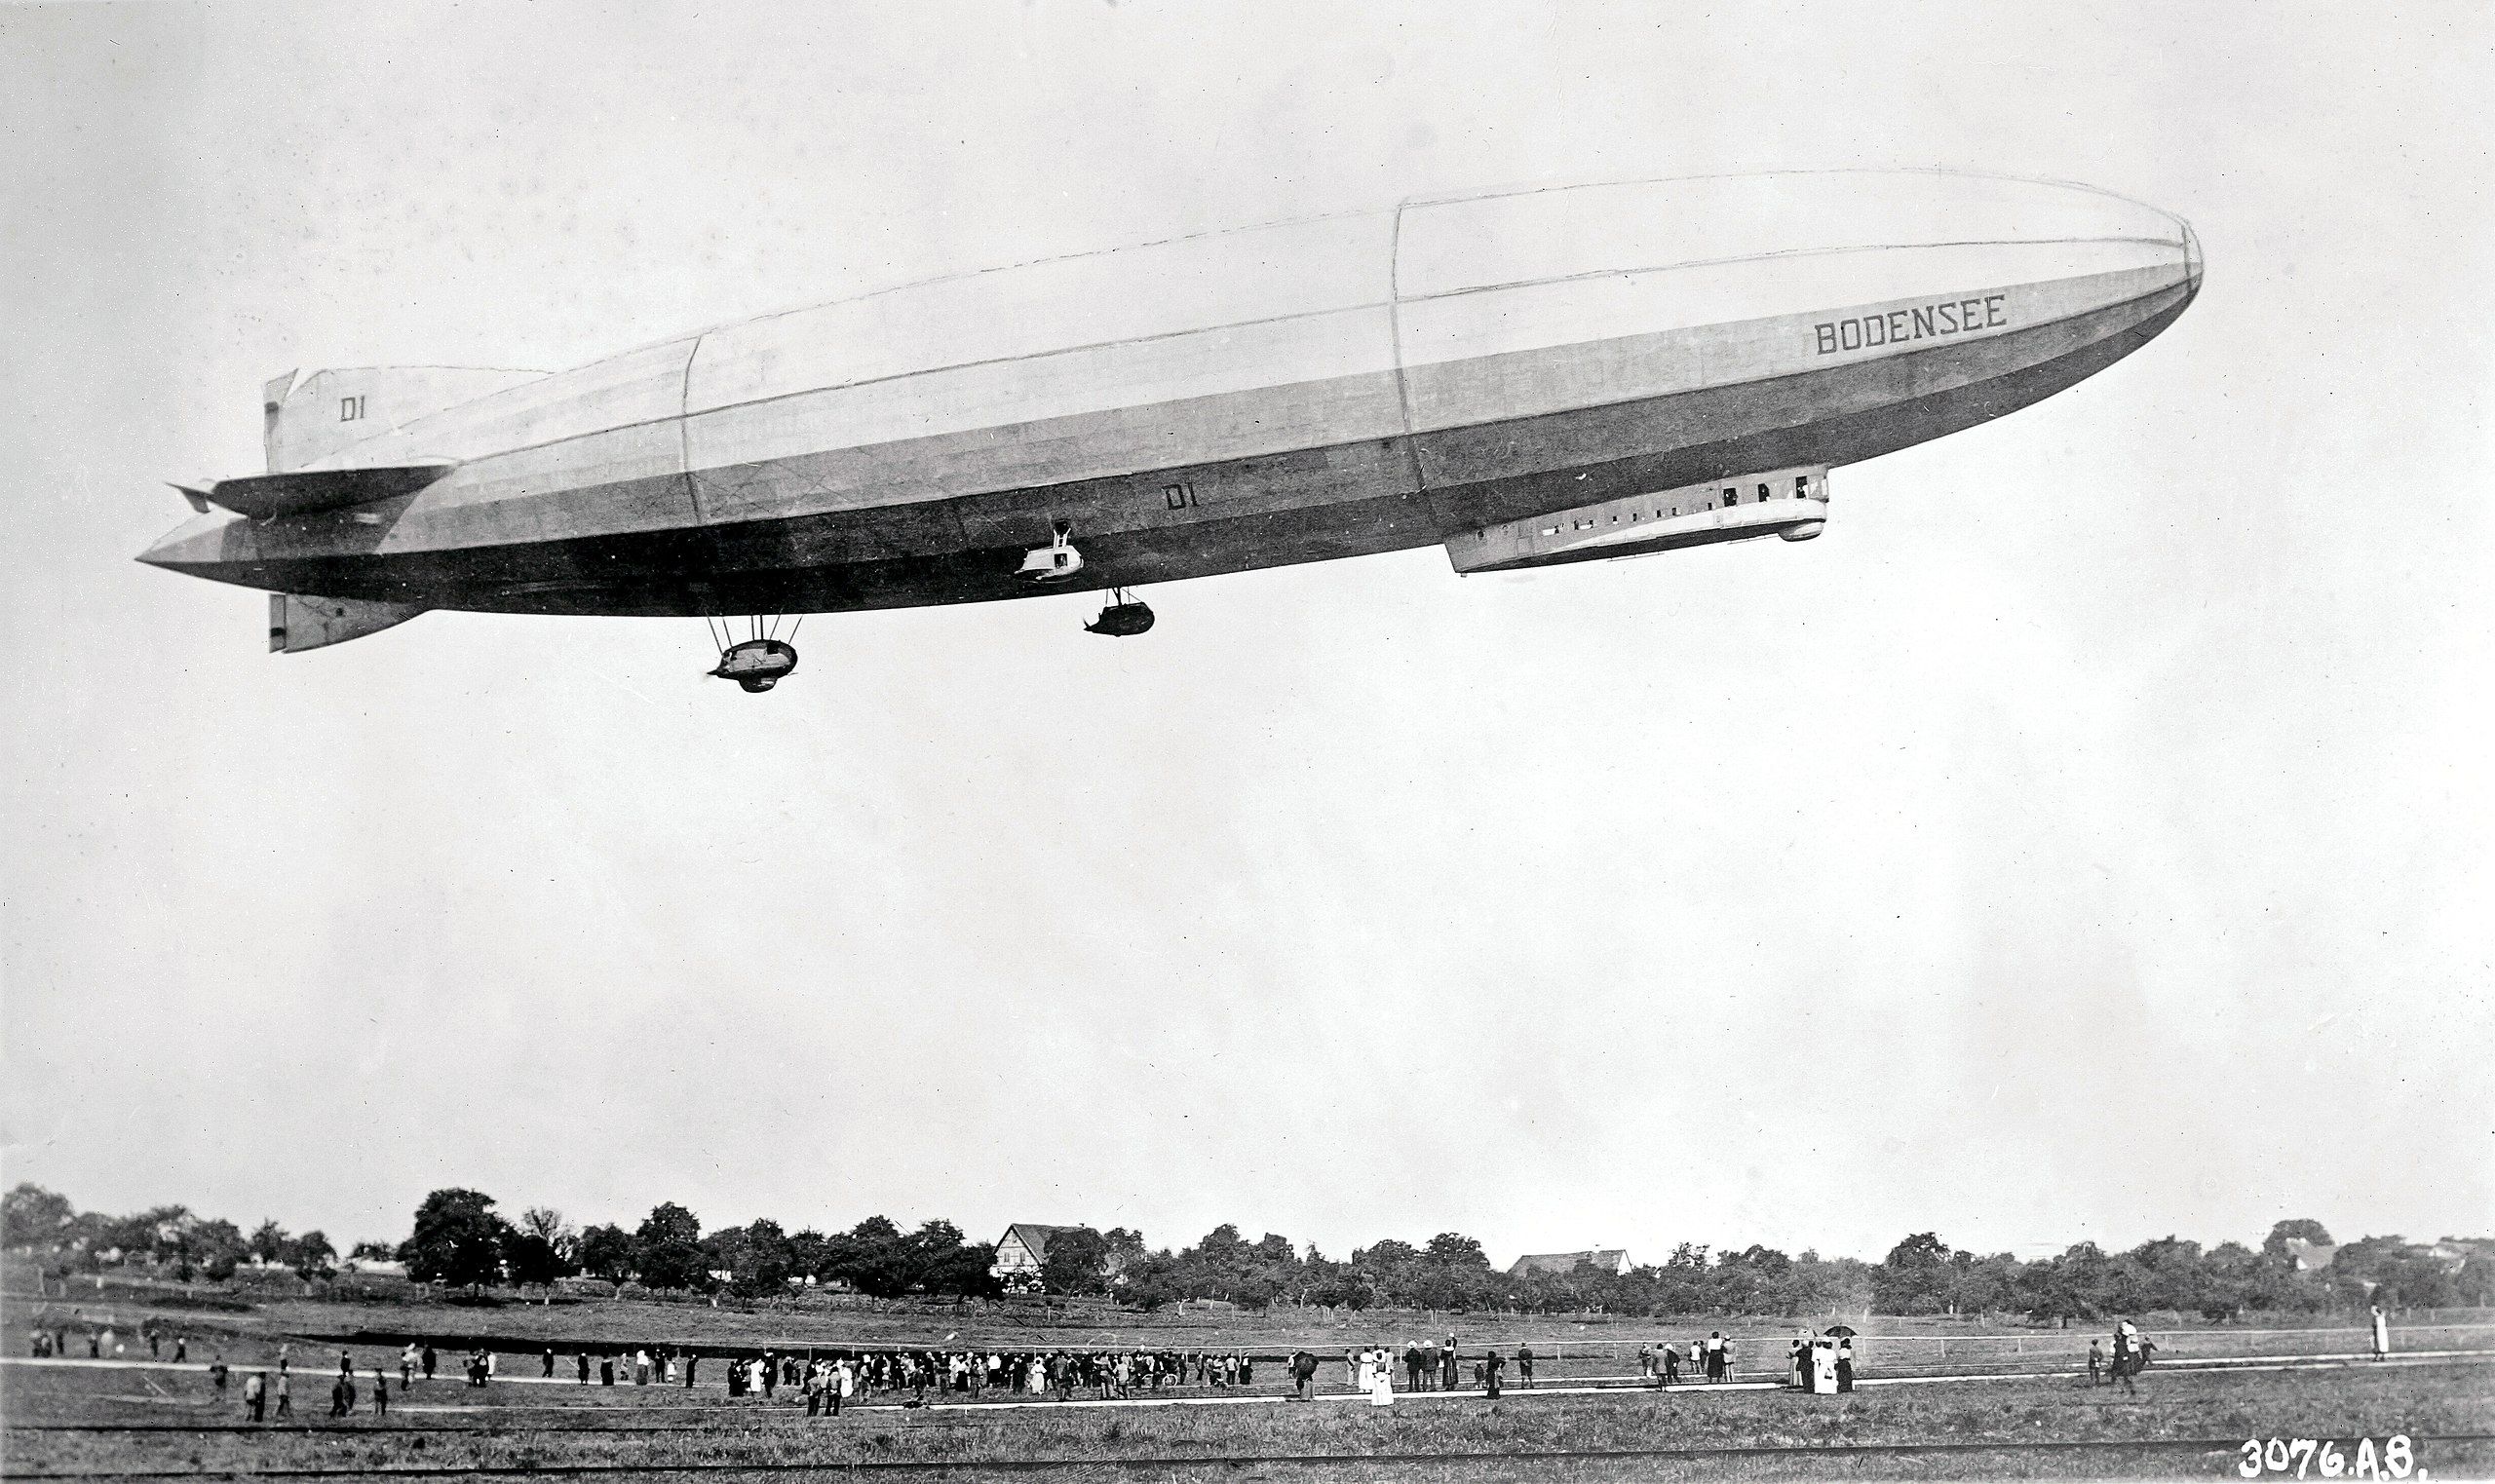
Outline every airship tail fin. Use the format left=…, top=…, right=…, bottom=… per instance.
left=194, top=463, right=457, bottom=520
left=263, top=364, right=548, bottom=473
left=269, top=593, right=427, bottom=654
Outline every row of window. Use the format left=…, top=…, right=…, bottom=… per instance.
left=1540, top=475, right=1819, bottom=537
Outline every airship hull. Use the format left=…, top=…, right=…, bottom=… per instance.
left=141, top=171, right=2201, bottom=620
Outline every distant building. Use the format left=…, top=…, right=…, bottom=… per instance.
left=2423, top=1240, right=2485, bottom=1270
left=2283, top=1238, right=2339, bottom=1272
left=991, top=1224, right=1079, bottom=1292
left=1508, top=1248, right=1631, bottom=1278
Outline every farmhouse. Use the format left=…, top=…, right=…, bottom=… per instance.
left=1507, top=1248, right=1631, bottom=1278
left=990, top=1223, right=1078, bottom=1291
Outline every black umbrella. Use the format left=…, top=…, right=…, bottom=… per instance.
left=1823, top=1324, right=1859, bottom=1338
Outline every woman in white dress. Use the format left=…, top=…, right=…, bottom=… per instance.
left=1368, top=1349, right=1394, bottom=1406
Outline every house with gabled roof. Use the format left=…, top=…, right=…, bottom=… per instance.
left=991, top=1223, right=1079, bottom=1291
left=1507, top=1248, right=1631, bottom=1278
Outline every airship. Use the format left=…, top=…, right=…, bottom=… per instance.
left=139, top=170, right=2200, bottom=691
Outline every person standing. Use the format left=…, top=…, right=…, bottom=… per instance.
left=1440, top=1342, right=1459, bottom=1392
left=2116, top=1336, right=2155, bottom=1397
left=1482, top=1348, right=1504, bottom=1399
left=401, top=1345, right=417, bottom=1391
left=1516, top=1346, right=1534, bottom=1389
left=274, top=1370, right=291, bottom=1419
left=372, top=1366, right=389, bottom=1417
left=1637, top=1343, right=1653, bottom=1383
left=210, top=1354, right=230, bottom=1395
left=421, top=1345, right=436, bottom=1381
left=1290, top=1350, right=1317, bottom=1401
left=244, top=1370, right=265, bottom=1423
left=2088, top=1339, right=2104, bottom=1386
left=685, top=1350, right=699, bottom=1389
left=600, top=1354, right=615, bottom=1387
left=1661, top=1342, right=1681, bottom=1387
left=577, top=1351, right=590, bottom=1384
left=2371, top=1304, right=2391, bottom=1361
left=542, top=1347, right=556, bottom=1379
left=173, top=1334, right=188, bottom=1364
left=1836, top=1337, right=1855, bottom=1392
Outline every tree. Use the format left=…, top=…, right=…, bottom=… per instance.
left=285, top=1231, right=336, bottom=1281
left=703, top=1219, right=794, bottom=1297
left=1038, top=1227, right=1112, bottom=1296
left=2263, top=1219, right=2334, bottom=1262
left=787, top=1229, right=831, bottom=1283
left=633, top=1203, right=709, bottom=1290
left=504, top=1233, right=561, bottom=1285
left=348, top=1239, right=397, bottom=1264
left=1119, top=1250, right=1186, bottom=1311
left=576, top=1223, right=638, bottom=1283
left=1872, top=1233, right=1956, bottom=1314
left=249, top=1220, right=289, bottom=1267
left=910, top=1220, right=1000, bottom=1298
left=399, top=1189, right=510, bottom=1288
left=520, top=1207, right=577, bottom=1261
left=507, top=1207, right=579, bottom=1286
left=183, top=1218, right=248, bottom=1282
left=1102, top=1227, right=1150, bottom=1277
left=2130, top=1236, right=2208, bottom=1312
left=4, top=1185, right=74, bottom=1250
left=827, top=1216, right=912, bottom=1296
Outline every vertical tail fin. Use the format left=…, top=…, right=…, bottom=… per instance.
left=260, top=365, right=549, bottom=472
left=269, top=593, right=427, bottom=653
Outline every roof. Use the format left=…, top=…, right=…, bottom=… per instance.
left=2284, top=1238, right=2339, bottom=1271
left=1508, top=1249, right=1630, bottom=1277
left=998, top=1224, right=1081, bottom=1261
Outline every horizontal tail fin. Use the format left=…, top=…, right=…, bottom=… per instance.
left=269, top=593, right=427, bottom=653
left=197, top=463, right=455, bottom=520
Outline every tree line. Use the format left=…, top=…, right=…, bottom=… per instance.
left=6, top=1183, right=2486, bottom=1320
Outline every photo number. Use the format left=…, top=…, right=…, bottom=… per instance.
left=2239, top=1435, right=2418, bottom=1480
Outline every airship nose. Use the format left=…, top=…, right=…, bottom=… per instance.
left=1399, top=169, right=2198, bottom=414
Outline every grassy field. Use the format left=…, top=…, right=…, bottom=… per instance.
left=5, top=1353, right=2490, bottom=1480
left=10, top=1264, right=2485, bottom=1389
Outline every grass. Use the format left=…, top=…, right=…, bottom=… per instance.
left=5, top=1352, right=2491, bottom=1481
left=10, top=1262, right=2482, bottom=1388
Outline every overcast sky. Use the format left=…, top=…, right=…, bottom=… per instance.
left=3, top=1, right=2487, bottom=1268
